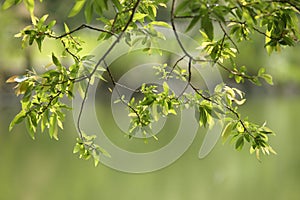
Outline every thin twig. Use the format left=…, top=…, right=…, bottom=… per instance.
left=52, top=24, right=117, bottom=39
left=103, top=61, right=142, bottom=124
left=218, top=21, right=240, bottom=53
left=76, top=77, right=91, bottom=139
left=167, top=55, right=186, bottom=79
left=177, top=57, right=192, bottom=98
left=170, top=0, right=193, bottom=59
left=76, top=0, right=142, bottom=139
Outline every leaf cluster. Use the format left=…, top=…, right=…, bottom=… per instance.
left=126, top=82, right=179, bottom=140
left=8, top=53, right=76, bottom=140
left=73, top=133, right=111, bottom=166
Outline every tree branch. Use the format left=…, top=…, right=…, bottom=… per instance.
left=52, top=24, right=117, bottom=39
left=76, top=0, right=142, bottom=140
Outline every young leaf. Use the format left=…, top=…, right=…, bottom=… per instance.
left=73, top=142, right=81, bottom=154
left=261, top=74, right=273, bottom=85
left=2, top=0, right=23, bottom=10
left=221, top=122, right=234, bottom=144
left=25, top=116, right=36, bottom=140
left=9, top=110, right=27, bottom=131
left=152, top=102, right=159, bottom=121
left=68, top=0, right=86, bottom=17
left=163, top=82, right=169, bottom=94
left=235, top=136, right=244, bottom=151
left=150, top=21, right=171, bottom=28
left=49, top=115, right=59, bottom=140
left=24, top=0, right=35, bottom=16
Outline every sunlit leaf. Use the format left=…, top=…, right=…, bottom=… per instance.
left=9, top=110, right=27, bottom=131
left=68, top=0, right=86, bottom=17
left=261, top=74, right=273, bottom=85
left=49, top=115, right=58, bottom=140
left=221, top=122, right=234, bottom=144
left=150, top=21, right=171, bottom=28
left=2, top=0, right=22, bottom=10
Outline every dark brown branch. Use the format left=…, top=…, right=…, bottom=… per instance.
left=53, top=24, right=117, bottom=39
left=76, top=0, right=142, bottom=140
left=170, top=0, right=194, bottom=59
left=167, top=55, right=186, bottom=79
left=60, top=40, right=80, bottom=62
left=177, top=57, right=192, bottom=98
left=216, top=62, right=256, bottom=81
left=103, top=61, right=142, bottom=124
left=76, top=77, right=91, bottom=139
left=174, top=15, right=196, bottom=19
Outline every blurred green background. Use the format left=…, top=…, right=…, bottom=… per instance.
left=1, top=2, right=300, bottom=200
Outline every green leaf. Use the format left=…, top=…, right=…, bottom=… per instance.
left=199, top=106, right=207, bottom=127
left=64, top=23, right=70, bottom=33
left=25, top=116, right=36, bottom=140
left=24, top=0, right=35, bottom=16
left=93, top=153, right=100, bottom=167
left=94, top=0, right=108, bottom=14
left=84, top=0, right=93, bottom=23
left=174, top=0, right=189, bottom=15
left=41, top=109, right=49, bottom=132
left=133, top=13, right=148, bottom=22
left=36, top=37, right=43, bottom=52
left=73, top=142, right=81, bottom=154
left=111, top=0, right=122, bottom=12
left=2, top=0, right=22, bottom=10
left=258, top=68, right=265, bottom=76
left=250, top=146, right=255, bottom=154
left=49, top=115, right=58, bottom=140
left=68, top=0, right=86, bottom=17
left=235, top=136, right=244, bottom=151
left=163, top=82, right=169, bottom=94
left=52, top=53, right=61, bottom=67
left=261, top=74, right=273, bottom=85
left=234, top=75, right=243, bottom=83
left=47, top=20, right=56, bottom=29
left=234, top=98, right=246, bottom=105
left=150, top=21, right=171, bottom=28
left=152, top=102, right=159, bottom=121
left=221, top=122, right=234, bottom=144
left=186, top=15, right=201, bottom=32
left=37, top=14, right=48, bottom=27
left=201, top=14, right=214, bottom=40
left=9, top=110, right=27, bottom=131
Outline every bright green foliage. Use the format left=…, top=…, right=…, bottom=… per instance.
left=1, top=0, right=40, bottom=16
left=7, top=53, right=74, bottom=140
left=3, top=0, right=300, bottom=165
left=14, top=14, right=56, bottom=50
left=126, top=82, right=180, bottom=139
left=73, top=133, right=111, bottom=166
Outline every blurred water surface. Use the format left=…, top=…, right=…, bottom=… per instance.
left=0, top=93, right=300, bottom=200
